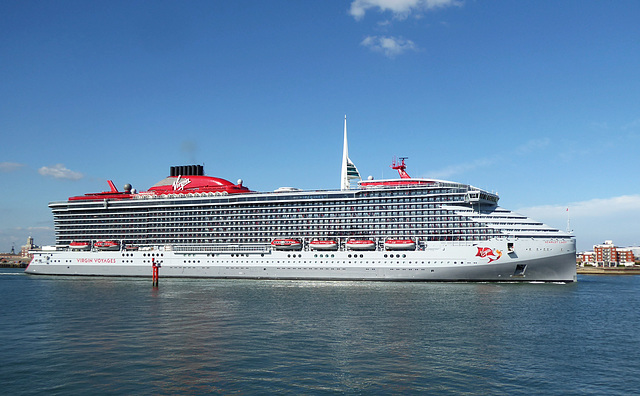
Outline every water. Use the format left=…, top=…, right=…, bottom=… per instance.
left=1, top=269, right=639, bottom=395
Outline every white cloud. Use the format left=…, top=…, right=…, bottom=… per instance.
left=361, top=35, right=418, bottom=58
left=622, top=118, right=640, bottom=130
left=516, top=195, right=640, bottom=251
left=0, top=162, right=25, bottom=172
left=351, top=0, right=461, bottom=58
left=515, top=138, right=550, bottom=155
left=38, top=164, right=84, bottom=180
left=588, top=121, right=610, bottom=130
left=518, top=195, right=640, bottom=220
left=350, top=0, right=462, bottom=20
left=423, top=137, right=552, bottom=179
left=425, top=157, right=496, bottom=179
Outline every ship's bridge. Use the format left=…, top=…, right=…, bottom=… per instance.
left=464, top=189, right=499, bottom=204
left=358, top=176, right=499, bottom=205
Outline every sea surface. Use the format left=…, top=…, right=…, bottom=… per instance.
left=1, top=269, right=639, bottom=395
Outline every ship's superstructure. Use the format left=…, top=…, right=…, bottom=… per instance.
left=26, top=120, right=576, bottom=282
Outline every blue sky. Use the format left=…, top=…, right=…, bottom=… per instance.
left=1, top=0, right=639, bottom=253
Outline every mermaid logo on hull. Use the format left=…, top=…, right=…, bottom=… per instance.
left=476, top=247, right=502, bottom=263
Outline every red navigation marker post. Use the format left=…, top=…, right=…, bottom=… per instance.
left=152, top=257, right=159, bottom=286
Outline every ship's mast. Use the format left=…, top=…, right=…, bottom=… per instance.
left=391, top=156, right=411, bottom=179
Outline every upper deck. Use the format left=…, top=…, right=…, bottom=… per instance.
left=49, top=165, right=568, bottom=249
left=68, top=165, right=251, bottom=201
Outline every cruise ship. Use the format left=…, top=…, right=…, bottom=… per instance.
left=26, top=118, right=577, bottom=282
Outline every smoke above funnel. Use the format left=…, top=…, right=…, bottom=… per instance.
left=181, top=140, right=198, bottom=163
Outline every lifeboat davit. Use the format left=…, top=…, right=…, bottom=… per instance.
left=69, top=241, right=90, bottom=250
left=271, top=239, right=302, bottom=251
left=95, top=240, right=120, bottom=251
left=310, top=240, right=338, bottom=251
left=384, top=239, right=416, bottom=251
left=346, top=239, right=376, bottom=251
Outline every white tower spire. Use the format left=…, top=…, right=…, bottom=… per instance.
left=341, top=115, right=361, bottom=190
left=341, top=115, right=348, bottom=190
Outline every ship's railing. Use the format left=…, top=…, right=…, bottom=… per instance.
left=172, top=244, right=270, bottom=253
left=128, top=180, right=473, bottom=200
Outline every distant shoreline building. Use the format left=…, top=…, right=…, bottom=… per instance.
left=0, top=236, right=36, bottom=267
left=21, top=236, right=37, bottom=258
left=579, top=240, right=637, bottom=267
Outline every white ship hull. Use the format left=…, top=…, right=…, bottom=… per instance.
left=26, top=124, right=579, bottom=283
left=26, top=238, right=577, bottom=282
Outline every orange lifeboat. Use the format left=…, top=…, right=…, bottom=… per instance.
left=95, top=240, right=120, bottom=251
left=69, top=241, right=90, bottom=251
left=271, top=239, right=302, bottom=251
left=346, top=239, right=376, bottom=251
left=310, top=240, right=338, bottom=251
left=384, top=239, right=416, bottom=251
